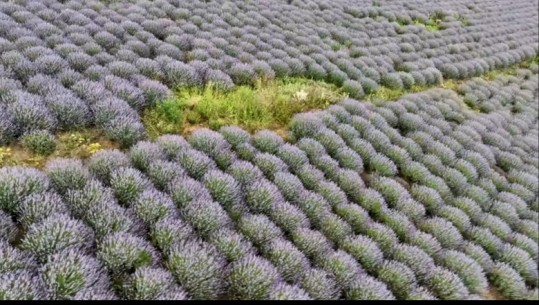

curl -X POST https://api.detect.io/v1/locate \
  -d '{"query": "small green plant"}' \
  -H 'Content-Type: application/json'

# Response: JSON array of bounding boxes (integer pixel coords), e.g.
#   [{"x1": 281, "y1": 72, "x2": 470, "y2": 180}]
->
[
  {"x1": 409, "y1": 12, "x2": 445, "y2": 32},
  {"x1": 63, "y1": 132, "x2": 90, "y2": 151},
  {"x1": 331, "y1": 43, "x2": 341, "y2": 51},
  {"x1": 22, "y1": 130, "x2": 57, "y2": 156},
  {"x1": 456, "y1": 14, "x2": 470, "y2": 26},
  {"x1": 415, "y1": 19, "x2": 440, "y2": 32}
]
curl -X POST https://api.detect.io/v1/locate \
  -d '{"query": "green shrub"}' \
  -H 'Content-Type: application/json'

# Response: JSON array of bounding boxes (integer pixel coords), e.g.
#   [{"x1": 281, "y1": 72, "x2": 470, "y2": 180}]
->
[{"x1": 22, "y1": 130, "x2": 57, "y2": 156}]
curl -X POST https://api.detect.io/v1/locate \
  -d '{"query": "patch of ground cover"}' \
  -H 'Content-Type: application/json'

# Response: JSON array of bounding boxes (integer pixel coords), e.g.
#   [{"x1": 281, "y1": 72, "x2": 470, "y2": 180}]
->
[
  {"x1": 0, "y1": 129, "x2": 117, "y2": 169},
  {"x1": 142, "y1": 77, "x2": 346, "y2": 139}
]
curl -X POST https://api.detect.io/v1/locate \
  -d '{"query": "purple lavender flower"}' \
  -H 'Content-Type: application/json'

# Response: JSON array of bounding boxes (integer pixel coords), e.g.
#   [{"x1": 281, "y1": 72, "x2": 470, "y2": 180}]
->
[
  {"x1": 20, "y1": 213, "x2": 94, "y2": 263},
  {"x1": 129, "y1": 141, "x2": 166, "y2": 172},
  {"x1": 0, "y1": 270, "x2": 47, "y2": 300},
  {"x1": 0, "y1": 210, "x2": 17, "y2": 243},
  {"x1": 97, "y1": 232, "x2": 160, "y2": 275},
  {"x1": 41, "y1": 249, "x2": 111, "y2": 299},
  {"x1": 87, "y1": 149, "x2": 130, "y2": 184},
  {"x1": 45, "y1": 158, "x2": 90, "y2": 194},
  {"x1": 228, "y1": 254, "x2": 281, "y2": 300},
  {"x1": 166, "y1": 239, "x2": 226, "y2": 300},
  {"x1": 0, "y1": 167, "x2": 50, "y2": 213},
  {"x1": 122, "y1": 267, "x2": 176, "y2": 300},
  {"x1": 17, "y1": 192, "x2": 68, "y2": 228},
  {"x1": 269, "y1": 283, "x2": 311, "y2": 300},
  {"x1": 109, "y1": 167, "x2": 152, "y2": 206}
]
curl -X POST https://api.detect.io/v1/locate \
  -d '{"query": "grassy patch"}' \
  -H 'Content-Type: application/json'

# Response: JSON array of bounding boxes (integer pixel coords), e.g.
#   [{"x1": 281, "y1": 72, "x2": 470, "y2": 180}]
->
[
  {"x1": 440, "y1": 79, "x2": 462, "y2": 92},
  {"x1": 421, "y1": 19, "x2": 442, "y2": 32},
  {"x1": 409, "y1": 18, "x2": 442, "y2": 32},
  {"x1": 407, "y1": 11, "x2": 447, "y2": 32},
  {"x1": 142, "y1": 77, "x2": 346, "y2": 138},
  {"x1": 400, "y1": 19, "x2": 440, "y2": 32},
  {"x1": 0, "y1": 129, "x2": 117, "y2": 169}
]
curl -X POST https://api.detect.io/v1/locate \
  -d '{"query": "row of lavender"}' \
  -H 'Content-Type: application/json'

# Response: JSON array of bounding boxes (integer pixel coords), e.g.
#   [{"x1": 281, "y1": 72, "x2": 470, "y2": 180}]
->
[
  {"x1": 1, "y1": 0, "x2": 538, "y2": 146},
  {"x1": 1, "y1": 68, "x2": 538, "y2": 299}
]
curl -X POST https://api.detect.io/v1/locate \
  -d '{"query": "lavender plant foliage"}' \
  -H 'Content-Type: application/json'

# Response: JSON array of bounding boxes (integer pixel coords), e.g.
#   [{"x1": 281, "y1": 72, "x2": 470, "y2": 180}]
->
[
  {"x1": 300, "y1": 268, "x2": 340, "y2": 300},
  {"x1": 0, "y1": 270, "x2": 47, "y2": 300},
  {"x1": 490, "y1": 262, "x2": 529, "y2": 300},
  {"x1": 321, "y1": 250, "x2": 364, "y2": 290},
  {"x1": 345, "y1": 274, "x2": 396, "y2": 300},
  {"x1": 182, "y1": 198, "x2": 233, "y2": 237},
  {"x1": 85, "y1": 199, "x2": 141, "y2": 240},
  {"x1": 439, "y1": 250, "x2": 488, "y2": 295},
  {"x1": 45, "y1": 159, "x2": 90, "y2": 194},
  {"x1": 40, "y1": 249, "x2": 110, "y2": 300},
  {"x1": 149, "y1": 216, "x2": 194, "y2": 253},
  {"x1": 103, "y1": 115, "x2": 146, "y2": 148},
  {"x1": 226, "y1": 152, "x2": 263, "y2": 181},
  {"x1": 97, "y1": 232, "x2": 159, "y2": 276},
  {"x1": 129, "y1": 141, "x2": 166, "y2": 172},
  {"x1": 202, "y1": 170, "x2": 243, "y2": 217},
  {"x1": 20, "y1": 213, "x2": 94, "y2": 263},
  {"x1": 263, "y1": 238, "x2": 310, "y2": 283},
  {"x1": 341, "y1": 235, "x2": 384, "y2": 274},
  {"x1": 228, "y1": 254, "x2": 281, "y2": 300},
  {"x1": 109, "y1": 167, "x2": 151, "y2": 207},
  {"x1": 166, "y1": 239, "x2": 226, "y2": 300},
  {"x1": 209, "y1": 227, "x2": 255, "y2": 263},
  {"x1": 376, "y1": 260, "x2": 417, "y2": 300},
  {"x1": 424, "y1": 266, "x2": 470, "y2": 300},
  {"x1": 238, "y1": 213, "x2": 283, "y2": 247},
  {"x1": 167, "y1": 176, "x2": 212, "y2": 208},
  {"x1": 245, "y1": 178, "x2": 283, "y2": 214},
  {"x1": 270, "y1": 199, "x2": 310, "y2": 233},
  {"x1": 17, "y1": 192, "x2": 68, "y2": 228},
  {"x1": 87, "y1": 149, "x2": 130, "y2": 184},
  {"x1": 0, "y1": 210, "x2": 17, "y2": 243},
  {"x1": 122, "y1": 267, "x2": 176, "y2": 300},
  {"x1": 0, "y1": 241, "x2": 38, "y2": 273}
]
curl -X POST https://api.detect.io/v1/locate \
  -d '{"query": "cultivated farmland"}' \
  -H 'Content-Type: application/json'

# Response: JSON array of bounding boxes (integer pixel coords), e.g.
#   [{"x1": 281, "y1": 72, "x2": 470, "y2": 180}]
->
[{"x1": 0, "y1": 0, "x2": 538, "y2": 300}]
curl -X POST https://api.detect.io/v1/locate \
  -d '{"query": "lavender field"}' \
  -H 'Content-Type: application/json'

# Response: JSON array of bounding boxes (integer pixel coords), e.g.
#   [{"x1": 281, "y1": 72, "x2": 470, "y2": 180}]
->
[{"x1": 1, "y1": 0, "x2": 538, "y2": 300}]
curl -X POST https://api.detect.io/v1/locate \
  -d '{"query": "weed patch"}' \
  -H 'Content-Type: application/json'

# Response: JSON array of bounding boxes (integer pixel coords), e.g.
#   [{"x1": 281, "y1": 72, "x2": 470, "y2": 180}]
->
[
  {"x1": 142, "y1": 78, "x2": 346, "y2": 138},
  {"x1": 0, "y1": 129, "x2": 117, "y2": 169}
]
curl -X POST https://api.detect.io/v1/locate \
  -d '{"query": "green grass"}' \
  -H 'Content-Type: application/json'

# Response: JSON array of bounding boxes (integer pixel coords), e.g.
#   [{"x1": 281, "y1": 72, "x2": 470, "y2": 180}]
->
[
  {"x1": 142, "y1": 77, "x2": 346, "y2": 138},
  {"x1": 398, "y1": 11, "x2": 474, "y2": 32},
  {"x1": 412, "y1": 17, "x2": 443, "y2": 32}
]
